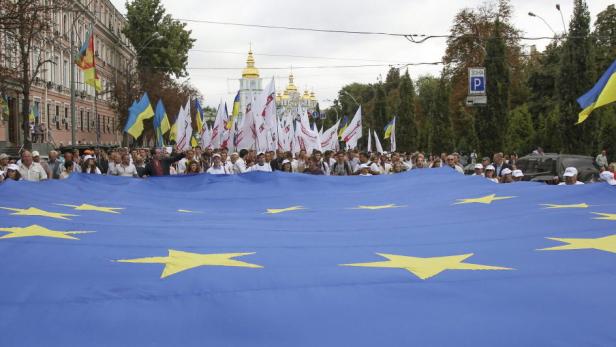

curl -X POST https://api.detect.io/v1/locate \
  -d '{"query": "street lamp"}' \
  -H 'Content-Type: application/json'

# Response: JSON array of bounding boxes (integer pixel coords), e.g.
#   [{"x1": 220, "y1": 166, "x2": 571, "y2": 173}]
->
[
  {"x1": 342, "y1": 91, "x2": 360, "y2": 108},
  {"x1": 528, "y1": 12, "x2": 557, "y2": 37},
  {"x1": 555, "y1": 4, "x2": 567, "y2": 34}
]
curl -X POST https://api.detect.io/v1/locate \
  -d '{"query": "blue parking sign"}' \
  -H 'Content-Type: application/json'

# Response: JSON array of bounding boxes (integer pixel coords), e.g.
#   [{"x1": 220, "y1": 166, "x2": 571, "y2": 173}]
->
[{"x1": 468, "y1": 68, "x2": 486, "y2": 95}]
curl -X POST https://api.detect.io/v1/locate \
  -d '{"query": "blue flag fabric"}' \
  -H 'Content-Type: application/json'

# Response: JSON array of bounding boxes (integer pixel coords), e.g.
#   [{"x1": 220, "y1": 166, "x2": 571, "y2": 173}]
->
[{"x1": 1, "y1": 169, "x2": 615, "y2": 346}]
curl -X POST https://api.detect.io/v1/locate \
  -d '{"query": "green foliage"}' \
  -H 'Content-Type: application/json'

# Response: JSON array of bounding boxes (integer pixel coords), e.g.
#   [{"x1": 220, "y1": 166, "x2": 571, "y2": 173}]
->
[
  {"x1": 557, "y1": 0, "x2": 595, "y2": 154},
  {"x1": 397, "y1": 70, "x2": 417, "y2": 151},
  {"x1": 505, "y1": 105, "x2": 535, "y2": 155},
  {"x1": 477, "y1": 20, "x2": 510, "y2": 156},
  {"x1": 124, "y1": 0, "x2": 195, "y2": 78}
]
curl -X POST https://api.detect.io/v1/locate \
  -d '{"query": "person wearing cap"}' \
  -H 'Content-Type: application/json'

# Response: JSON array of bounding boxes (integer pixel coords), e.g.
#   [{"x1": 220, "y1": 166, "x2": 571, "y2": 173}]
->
[
  {"x1": 560, "y1": 167, "x2": 584, "y2": 185},
  {"x1": 206, "y1": 154, "x2": 229, "y2": 175},
  {"x1": 18, "y1": 150, "x2": 47, "y2": 182},
  {"x1": 484, "y1": 165, "x2": 498, "y2": 183},
  {"x1": 599, "y1": 171, "x2": 616, "y2": 186},
  {"x1": 82, "y1": 155, "x2": 102, "y2": 174},
  {"x1": 512, "y1": 169, "x2": 524, "y2": 182},
  {"x1": 280, "y1": 159, "x2": 293, "y2": 173},
  {"x1": 0, "y1": 153, "x2": 10, "y2": 172},
  {"x1": 355, "y1": 152, "x2": 380, "y2": 175},
  {"x1": 472, "y1": 163, "x2": 484, "y2": 176},
  {"x1": 232, "y1": 149, "x2": 248, "y2": 174},
  {"x1": 358, "y1": 163, "x2": 372, "y2": 176},
  {"x1": 5, "y1": 163, "x2": 21, "y2": 181},
  {"x1": 247, "y1": 152, "x2": 272, "y2": 172},
  {"x1": 500, "y1": 168, "x2": 513, "y2": 183}
]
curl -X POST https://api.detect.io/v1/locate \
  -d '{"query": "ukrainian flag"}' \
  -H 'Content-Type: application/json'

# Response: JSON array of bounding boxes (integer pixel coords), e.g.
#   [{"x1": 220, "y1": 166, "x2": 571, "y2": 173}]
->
[
  {"x1": 123, "y1": 92, "x2": 154, "y2": 139},
  {"x1": 195, "y1": 100, "x2": 205, "y2": 135},
  {"x1": 28, "y1": 104, "x2": 39, "y2": 123},
  {"x1": 577, "y1": 59, "x2": 616, "y2": 124},
  {"x1": 227, "y1": 91, "x2": 240, "y2": 130},
  {"x1": 154, "y1": 100, "x2": 171, "y2": 147},
  {"x1": 338, "y1": 116, "x2": 349, "y2": 139},
  {"x1": 384, "y1": 117, "x2": 395, "y2": 139}
]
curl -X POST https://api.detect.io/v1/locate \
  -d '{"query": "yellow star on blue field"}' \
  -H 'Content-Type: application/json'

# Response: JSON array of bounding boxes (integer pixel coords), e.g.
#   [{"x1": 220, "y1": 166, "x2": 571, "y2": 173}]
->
[
  {"x1": 592, "y1": 213, "x2": 616, "y2": 221},
  {"x1": 116, "y1": 250, "x2": 263, "y2": 278},
  {"x1": 353, "y1": 204, "x2": 405, "y2": 210},
  {"x1": 57, "y1": 204, "x2": 124, "y2": 214},
  {"x1": 0, "y1": 207, "x2": 77, "y2": 220},
  {"x1": 538, "y1": 234, "x2": 616, "y2": 254},
  {"x1": 0, "y1": 225, "x2": 94, "y2": 240},
  {"x1": 541, "y1": 203, "x2": 589, "y2": 209},
  {"x1": 455, "y1": 194, "x2": 515, "y2": 205},
  {"x1": 266, "y1": 206, "x2": 305, "y2": 214},
  {"x1": 341, "y1": 253, "x2": 513, "y2": 280}
]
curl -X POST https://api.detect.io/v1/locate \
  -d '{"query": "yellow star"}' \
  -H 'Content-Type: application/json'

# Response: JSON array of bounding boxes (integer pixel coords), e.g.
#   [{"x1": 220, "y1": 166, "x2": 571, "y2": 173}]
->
[
  {"x1": 353, "y1": 204, "x2": 405, "y2": 210},
  {"x1": 116, "y1": 250, "x2": 263, "y2": 278},
  {"x1": 266, "y1": 206, "x2": 305, "y2": 214},
  {"x1": 0, "y1": 225, "x2": 94, "y2": 240},
  {"x1": 0, "y1": 207, "x2": 78, "y2": 220},
  {"x1": 455, "y1": 194, "x2": 515, "y2": 205},
  {"x1": 538, "y1": 234, "x2": 616, "y2": 254},
  {"x1": 341, "y1": 253, "x2": 512, "y2": 280},
  {"x1": 57, "y1": 204, "x2": 124, "y2": 214},
  {"x1": 541, "y1": 203, "x2": 589, "y2": 209},
  {"x1": 592, "y1": 213, "x2": 616, "y2": 221}
]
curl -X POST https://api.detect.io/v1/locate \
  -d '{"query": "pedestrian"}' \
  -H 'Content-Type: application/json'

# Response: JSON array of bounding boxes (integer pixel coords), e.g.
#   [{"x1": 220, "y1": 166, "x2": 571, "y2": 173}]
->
[
  {"x1": 206, "y1": 154, "x2": 228, "y2": 174},
  {"x1": 484, "y1": 165, "x2": 498, "y2": 183},
  {"x1": 82, "y1": 155, "x2": 102, "y2": 174},
  {"x1": 559, "y1": 167, "x2": 584, "y2": 185},
  {"x1": 596, "y1": 150, "x2": 608, "y2": 169},
  {"x1": 247, "y1": 152, "x2": 272, "y2": 172},
  {"x1": 18, "y1": 150, "x2": 47, "y2": 181}
]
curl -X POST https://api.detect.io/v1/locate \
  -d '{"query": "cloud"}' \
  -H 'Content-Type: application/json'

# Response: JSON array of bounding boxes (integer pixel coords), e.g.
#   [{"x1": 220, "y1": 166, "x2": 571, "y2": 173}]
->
[{"x1": 109, "y1": 0, "x2": 612, "y2": 109}]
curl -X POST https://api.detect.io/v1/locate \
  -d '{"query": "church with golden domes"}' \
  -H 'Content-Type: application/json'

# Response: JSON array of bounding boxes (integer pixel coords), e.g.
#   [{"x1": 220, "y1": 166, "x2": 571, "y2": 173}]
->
[{"x1": 238, "y1": 48, "x2": 318, "y2": 119}]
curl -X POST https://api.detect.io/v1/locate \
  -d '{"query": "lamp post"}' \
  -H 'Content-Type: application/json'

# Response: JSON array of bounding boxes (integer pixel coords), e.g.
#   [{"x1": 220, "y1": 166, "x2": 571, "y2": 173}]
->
[
  {"x1": 555, "y1": 4, "x2": 567, "y2": 34},
  {"x1": 528, "y1": 12, "x2": 557, "y2": 37}
]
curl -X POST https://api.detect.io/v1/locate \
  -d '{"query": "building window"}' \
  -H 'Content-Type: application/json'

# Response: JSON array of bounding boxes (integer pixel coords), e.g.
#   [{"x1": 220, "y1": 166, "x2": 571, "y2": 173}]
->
[
  {"x1": 47, "y1": 103, "x2": 51, "y2": 125},
  {"x1": 86, "y1": 112, "x2": 90, "y2": 131},
  {"x1": 55, "y1": 105, "x2": 60, "y2": 130},
  {"x1": 80, "y1": 109, "x2": 84, "y2": 131},
  {"x1": 63, "y1": 60, "x2": 68, "y2": 88},
  {"x1": 64, "y1": 107, "x2": 69, "y2": 130}
]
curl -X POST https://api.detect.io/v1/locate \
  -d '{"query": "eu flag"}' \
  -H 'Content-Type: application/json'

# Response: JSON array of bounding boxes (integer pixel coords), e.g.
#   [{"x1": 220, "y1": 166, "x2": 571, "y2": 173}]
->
[{"x1": 1, "y1": 169, "x2": 615, "y2": 346}]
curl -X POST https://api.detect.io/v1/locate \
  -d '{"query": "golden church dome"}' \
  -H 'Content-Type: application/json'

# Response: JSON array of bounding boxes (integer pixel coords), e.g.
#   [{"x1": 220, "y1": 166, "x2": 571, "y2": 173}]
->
[{"x1": 242, "y1": 49, "x2": 260, "y2": 79}]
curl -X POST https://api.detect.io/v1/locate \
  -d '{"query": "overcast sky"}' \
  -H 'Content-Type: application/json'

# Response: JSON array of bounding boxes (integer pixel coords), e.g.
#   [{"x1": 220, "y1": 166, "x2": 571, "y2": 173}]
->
[{"x1": 109, "y1": 0, "x2": 613, "y2": 108}]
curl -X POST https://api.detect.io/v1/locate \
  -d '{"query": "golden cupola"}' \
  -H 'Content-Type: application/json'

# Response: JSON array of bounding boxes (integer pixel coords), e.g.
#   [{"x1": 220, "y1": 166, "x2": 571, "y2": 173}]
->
[
  {"x1": 242, "y1": 49, "x2": 260, "y2": 79},
  {"x1": 285, "y1": 73, "x2": 298, "y2": 93},
  {"x1": 309, "y1": 91, "x2": 317, "y2": 102},
  {"x1": 302, "y1": 90, "x2": 311, "y2": 100}
]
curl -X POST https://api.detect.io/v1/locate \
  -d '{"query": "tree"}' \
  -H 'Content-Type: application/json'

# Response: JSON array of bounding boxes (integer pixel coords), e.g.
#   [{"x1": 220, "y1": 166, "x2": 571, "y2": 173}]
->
[
  {"x1": 557, "y1": 0, "x2": 596, "y2": 154},
  {"x1": 1, "y1": 0, "x2": 70, "y2": 149},
  {"x1": 477, "y1": 19, "x2": 510, "y2": 156},
  {"x1": 593, "y1": 4, "x2": 616, "y2": 74},
  {"x1": 505, "y1": 105, "x2": 534, "y2": 155},
  {"x1": 416, "y1": 76, "x2": 453, "y2": 154},
  {"x1": 371, "y1": 84, "x2": 388, "y2": 140},
  {"x1": 397, "y1": 70, "x2": 417, "y2": 151},
  {"x1": 123, "y1": 0, "x2": 195, "y2": 78}
]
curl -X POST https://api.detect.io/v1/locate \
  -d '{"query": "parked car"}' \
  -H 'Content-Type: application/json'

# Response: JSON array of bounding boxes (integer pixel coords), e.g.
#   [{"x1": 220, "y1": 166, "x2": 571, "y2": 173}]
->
[{"x1": 515, "y1": 153, "x2": 599, "y2": 183}]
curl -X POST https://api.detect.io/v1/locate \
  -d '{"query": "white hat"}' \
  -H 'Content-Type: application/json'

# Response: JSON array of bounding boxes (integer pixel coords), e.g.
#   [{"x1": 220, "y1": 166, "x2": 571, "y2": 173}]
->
[
  {"x1": 485, "y1": 164, "x2": 495, "y2": 171},
  {"x1": 7, "y1": 163, "x2": 19, "y2": 171},
  {"x1": 501, "y1": 168, "x2": 512, "y2": 176},
  {"x1": 359, "y1": 163, "x2": 370, "y2": 170},
  {"x1": 512, "y1": 169, "x2": 524, "y2": 178},
  {"x1": 282, "y1": 159, "x2": 291, "y2": 165},
  {"x1": 0, "y1": 153, "x2": 8, "y2": 160},
  {"x1": 474, "y1": 163, "x2": 484, "y2": 170},
  {"x1": 599, "y1": 171, "x2": 616, "y2": 186},
  {"x1": 83, "y1": 155, "x2": 94, "y2": 161},
  {"x1": 31, "y1": 151, "x2": 40, "y2": 157},
  {"x1": 257, "y1": 152, "x2": 265, "y2": 156},
  {"x1": 563, "y1": 167, "x2": 578, "y2": 177},
  {"x1": 212, "y1": 153, "x2": 221, "y2": 158},
  {"x1": 0, "y1": 170, "x2": 4, "y2": 176}
]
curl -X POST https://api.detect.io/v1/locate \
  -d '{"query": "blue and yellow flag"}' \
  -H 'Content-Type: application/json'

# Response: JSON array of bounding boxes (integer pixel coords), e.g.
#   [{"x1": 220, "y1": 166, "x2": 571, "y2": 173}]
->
[
  {"x1": 154, "y1": 100, "x2": 170, "y2": 147},
  {"x1": 194, "y1": 99, "x2": 205, "y2": 135},
  {"x1": 123, "y1": 92, "x2": 154, "y2": 139},
  {"x1": 28, "y1": 103, "x2": 39, "y2": 123},
  {"x1": 577, "y1": 59, "x2": 616, "y2": 124},
  {"x1": 384, "y1": 117, "x2": 395, "y2": 139},
  {"x1": 227, "y1": 91, "x2": 240, "y2": 130},
  {"x1": 1, "y1": 169, "x2": 616, "y2": 345},
  {"x1": 338, "y1": 115, "x2": 349, "y2": 139}
]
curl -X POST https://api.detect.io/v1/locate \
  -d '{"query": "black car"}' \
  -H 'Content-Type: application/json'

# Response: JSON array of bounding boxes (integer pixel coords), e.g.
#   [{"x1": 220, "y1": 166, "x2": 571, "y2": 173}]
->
[{"x1": 515, "y1": 153, "x2": 599, "y2": 183}]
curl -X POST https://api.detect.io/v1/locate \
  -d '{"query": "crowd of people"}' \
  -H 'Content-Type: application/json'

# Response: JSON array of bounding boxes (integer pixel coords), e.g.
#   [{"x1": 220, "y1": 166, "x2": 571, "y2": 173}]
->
[{"x1": 1, "y1": 146, "x2": 615, "y2": 186}]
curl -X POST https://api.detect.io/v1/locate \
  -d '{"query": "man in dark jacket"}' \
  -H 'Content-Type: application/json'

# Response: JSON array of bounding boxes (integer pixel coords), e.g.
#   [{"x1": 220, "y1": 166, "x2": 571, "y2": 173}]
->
[{"x1": 144, "y1": 148, "x2": 185, "y2": 176}]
